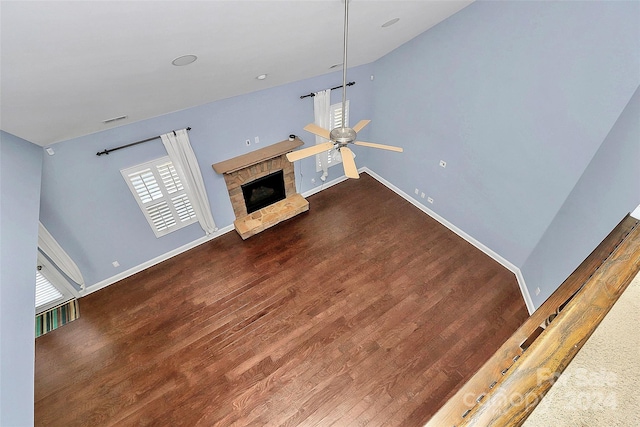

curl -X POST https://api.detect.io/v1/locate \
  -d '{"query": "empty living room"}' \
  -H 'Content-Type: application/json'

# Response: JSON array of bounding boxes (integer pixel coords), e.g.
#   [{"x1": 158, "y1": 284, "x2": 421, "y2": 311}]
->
[{"x1": 1, "y1": 1, "x2": 638, "y2": 426}]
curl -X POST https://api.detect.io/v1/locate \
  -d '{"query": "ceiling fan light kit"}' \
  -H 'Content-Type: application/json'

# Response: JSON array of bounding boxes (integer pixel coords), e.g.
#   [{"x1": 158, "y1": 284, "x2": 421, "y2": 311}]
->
[{"x1": 286, "y1": 0, "x2": 403, "y2": 180}]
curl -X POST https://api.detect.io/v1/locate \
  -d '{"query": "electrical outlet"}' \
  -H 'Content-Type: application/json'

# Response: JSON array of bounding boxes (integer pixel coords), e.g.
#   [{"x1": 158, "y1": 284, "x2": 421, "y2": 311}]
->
[
  {"x1": 311, "y1": 178, "x2": 316, "y2": 184},
  {"x1": 245, "y1": 139, "x2": 251, "y2": 146},
  {"x1": 254, "y1": 136, "x2": 260, "y2": 144},
  {"x1": 421, "y1": 192, "x2": 425, "y2": 199},
  {"x1": 439, "y1": 160, "x2": 447, "y2": 168},
  {"x1": 535, "y1": 287, "x2": 541, "y2": 296},
  {"x1": 112, "y1": 261, "x2": 120, "y2": 268},
  {"x1": 427, "y1": 197, "x2": 434, "y2": 204},
  {"x1": 414, "y1": 188, "x2": 419, "y2": 195}
]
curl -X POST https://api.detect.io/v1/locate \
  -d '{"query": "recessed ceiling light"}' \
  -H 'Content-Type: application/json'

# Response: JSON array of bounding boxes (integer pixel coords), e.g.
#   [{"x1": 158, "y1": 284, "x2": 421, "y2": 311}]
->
[
  {"x1": 172, "y1": 54, "x2": 198, "y2": 66},
  {"x1": 256, "y1": 74, "x2": 267, "y2": 80},
  {"x1": 382, "y1": 18, "x2": 400, "y2": 28},
  {"x1": 329, "y1": 63, "x2": 343, "y2": 69}
]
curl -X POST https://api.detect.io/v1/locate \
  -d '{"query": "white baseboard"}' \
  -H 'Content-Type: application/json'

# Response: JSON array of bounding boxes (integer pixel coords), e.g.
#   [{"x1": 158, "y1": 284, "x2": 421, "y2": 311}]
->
[
  {"x1": 81, "y1": 225, "x2": 235, "y2": 296},
  {"x1": 514, "y1": 269, "x2": 535, "y2": 314},
  {"x1": 301, "y1": 175, "x2": 349, "y2": 198},
  {"x1": 361, "y1": 167, "x2": 535, "y2": 314},
  {"x1": 80, "y1": 177, "x2": 347, "y2": 298},
  {"x1": 82, "y1": 170, "x2": 536, "y2": 314}
]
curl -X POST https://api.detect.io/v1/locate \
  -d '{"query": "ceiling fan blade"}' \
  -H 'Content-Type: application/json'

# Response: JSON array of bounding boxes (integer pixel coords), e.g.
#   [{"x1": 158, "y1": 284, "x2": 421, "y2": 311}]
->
[
  {"x1": 352, "y1": 119, "x2": 371, "y2": 133},
  {"x1": 303, "y1": 123, "x2": 331, "y2": 140},
  {"x1": 340, "y1": 147, "x2": 359, "y2": 179},
  {"x1": 286, "y1": 142, "x2": 334, "y2": 162},
  {"x1": 354, "y1": 140, "x2": 404, "y2": 153}
]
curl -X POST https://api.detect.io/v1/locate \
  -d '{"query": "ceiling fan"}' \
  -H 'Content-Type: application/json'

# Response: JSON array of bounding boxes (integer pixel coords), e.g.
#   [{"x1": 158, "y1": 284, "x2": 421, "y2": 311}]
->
[{"x1": 286, "y1": 0, "x2": 403, "y2": 179}]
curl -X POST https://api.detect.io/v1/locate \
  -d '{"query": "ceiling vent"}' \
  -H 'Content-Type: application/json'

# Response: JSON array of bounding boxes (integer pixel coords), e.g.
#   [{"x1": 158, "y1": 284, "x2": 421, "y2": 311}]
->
[{"x1": 102, "y1": 115, "x2": 128, "y2": 124}]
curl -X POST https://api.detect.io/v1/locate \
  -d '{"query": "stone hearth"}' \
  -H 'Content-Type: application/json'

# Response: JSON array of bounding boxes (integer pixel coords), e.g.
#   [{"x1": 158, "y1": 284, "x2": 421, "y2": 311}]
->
[
  {"x1": 234, "y1": 193, "x2": 308, "y2": 239},
  {"x1": 212, "y1": 138, "x2": 309, "y2": 239}
]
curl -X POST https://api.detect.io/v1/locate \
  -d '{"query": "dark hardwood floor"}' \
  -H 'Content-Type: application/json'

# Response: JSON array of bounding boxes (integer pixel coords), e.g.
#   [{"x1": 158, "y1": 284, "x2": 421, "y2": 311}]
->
[{"x1": 35, "y1": 173, "x2": 529, "y2": 426}]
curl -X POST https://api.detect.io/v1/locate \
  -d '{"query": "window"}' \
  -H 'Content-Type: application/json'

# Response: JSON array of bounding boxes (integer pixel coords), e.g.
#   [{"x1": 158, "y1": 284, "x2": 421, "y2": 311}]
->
[
  {"x1": 316, "y1": 100, "x2": 349, "y2": 172},
  {"x1": 121, "y1": 157, "x2": 198, "y2": 237},
  {"x1": 36, "y1": 253, "x2": 75, "y2": 314},
  {"x1": 36, "y1": 269, "x2": 62, "y2": 307}
]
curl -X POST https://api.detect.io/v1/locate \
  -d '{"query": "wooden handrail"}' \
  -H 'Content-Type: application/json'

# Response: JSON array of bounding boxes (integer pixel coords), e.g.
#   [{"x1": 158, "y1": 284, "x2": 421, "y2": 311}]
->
[{"x1": 425, "y1": 215, "x2": 640, "y2": 427}]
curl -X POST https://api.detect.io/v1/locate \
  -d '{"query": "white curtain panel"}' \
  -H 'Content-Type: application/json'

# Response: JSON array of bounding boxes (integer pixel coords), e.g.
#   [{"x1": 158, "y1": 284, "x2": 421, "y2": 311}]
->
[
  {"x1": 314, "y1": 89, "x2": 331, "y2": 180},
  {"x1": 161, "y1": 129, "x2": 217, "y2": 235},
  {"x1": 38, "y1": 222, "x2": 85, "y2": 289}
]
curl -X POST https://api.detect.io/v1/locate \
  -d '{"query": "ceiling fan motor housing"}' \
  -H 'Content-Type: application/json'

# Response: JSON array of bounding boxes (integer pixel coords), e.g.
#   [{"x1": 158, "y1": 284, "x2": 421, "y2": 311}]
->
[{"x1": 330, "y1": 127, "x2": 356, "y2": 145}]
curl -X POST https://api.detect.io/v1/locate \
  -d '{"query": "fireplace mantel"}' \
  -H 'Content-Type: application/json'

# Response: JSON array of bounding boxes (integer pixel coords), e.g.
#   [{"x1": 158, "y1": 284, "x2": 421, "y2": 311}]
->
[
  {"x1": 212, "y1": 137, "x2": 309, "y2": 239},
  {"x1": 212, "y1": 138, "x2": 303, "y2": 174}
]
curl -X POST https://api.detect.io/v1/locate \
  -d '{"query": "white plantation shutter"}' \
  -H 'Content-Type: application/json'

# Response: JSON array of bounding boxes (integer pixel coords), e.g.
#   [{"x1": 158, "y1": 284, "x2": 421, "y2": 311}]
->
[
  {"x1": 172, "y1": 194, "x2": 196, "y2": 221},
  {"x1": 35, "y1": 253, "x2": 76, "y2": 314},
  {"x1": 130, "y1": 168, "x2": 163, "y2": 203},
  {"x1": 146, "y1": 200, "x2": 177, "y2": 232},
  {"x1": 317, "y1": 100, "x2": 349, "y2": 172},
  {"x1": 122, "y1": 157, "x2": 197, "y2": 237},
  {"x1": 158, "y1": 162, "x2": 184, "y2": 193},
  {"x1": 331, "y1": 101, "x2": 349, "y2": 129},
  {"x1": 35, "y1": 269, "x2": 63, "y2": 308}
]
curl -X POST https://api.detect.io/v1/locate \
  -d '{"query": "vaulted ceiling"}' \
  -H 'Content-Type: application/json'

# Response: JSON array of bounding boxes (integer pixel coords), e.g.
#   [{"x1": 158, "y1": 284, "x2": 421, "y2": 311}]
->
[{"x1": 1, "y1": 1, "x2": 472, "y2": 146}]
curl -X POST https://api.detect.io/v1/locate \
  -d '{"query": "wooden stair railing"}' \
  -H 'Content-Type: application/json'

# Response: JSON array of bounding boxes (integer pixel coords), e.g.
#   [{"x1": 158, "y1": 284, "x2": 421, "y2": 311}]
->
[{"x1": 425, "y1": 214, "x2": 640, "y2": 427}]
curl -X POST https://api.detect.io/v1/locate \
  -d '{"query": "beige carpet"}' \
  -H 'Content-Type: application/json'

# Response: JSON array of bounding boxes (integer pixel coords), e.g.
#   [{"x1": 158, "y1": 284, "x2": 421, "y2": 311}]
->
[{"x1": 523, "y1": 271, "x2": 640, "y2": 427}]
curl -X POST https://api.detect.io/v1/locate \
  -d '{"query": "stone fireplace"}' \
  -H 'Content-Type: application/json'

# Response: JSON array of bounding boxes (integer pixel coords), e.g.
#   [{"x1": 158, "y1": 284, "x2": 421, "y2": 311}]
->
[
  {"x1": 242, "y1": 170, "x2": 286, "y2": 214},
  {"x1": 213, "y1": 138, "x2": 309, "y2": 239}
]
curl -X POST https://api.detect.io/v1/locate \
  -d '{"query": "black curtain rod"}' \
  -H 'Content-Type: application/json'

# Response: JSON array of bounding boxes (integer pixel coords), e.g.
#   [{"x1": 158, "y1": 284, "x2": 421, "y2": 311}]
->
[
  {"x1": 300, "y1": 81, "x2": 355, "y2": 99},
  {"x1": 96, "y1": 127, "x2": 192, "y2": 156}
]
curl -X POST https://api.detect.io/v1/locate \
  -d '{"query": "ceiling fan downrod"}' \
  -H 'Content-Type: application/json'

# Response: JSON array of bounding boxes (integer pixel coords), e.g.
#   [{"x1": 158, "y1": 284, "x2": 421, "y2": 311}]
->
[
  {"x1": 330, "y1": 0, "x2": 356, "y2": 146},
  {"x1": 341, "y1": 0, "x2": 349, "y2": 131},
  {"x1": 287, "y1": 0, "x2": 402, "y2": 180}
]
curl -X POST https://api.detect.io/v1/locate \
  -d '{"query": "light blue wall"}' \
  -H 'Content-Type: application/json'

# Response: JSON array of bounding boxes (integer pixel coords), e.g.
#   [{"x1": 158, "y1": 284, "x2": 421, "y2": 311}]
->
[
  {"x1": 40, "y1": 65, "x2": 373, "y2": 287},
  {"x1": 368, "y1": 1, "x2": 639, "y2": 269},
  {"x1": 3, "y1": 3, "x2": 639, "y2": 420},
  {"x1": 32, "y1": 1, "x2": 640, "y2": 305},
  {"x1": 0, "y1": 130, "x2": 43, "y2": 426},
  {"x1": 523, "y1": 86, "x2": 640, "y2": 307}
]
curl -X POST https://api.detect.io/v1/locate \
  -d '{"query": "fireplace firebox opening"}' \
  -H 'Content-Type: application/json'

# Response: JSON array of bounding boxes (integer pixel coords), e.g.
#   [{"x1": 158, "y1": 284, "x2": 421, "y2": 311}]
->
[{"x1": 241, "y1": 170, "x2": 286, "y2": 214}]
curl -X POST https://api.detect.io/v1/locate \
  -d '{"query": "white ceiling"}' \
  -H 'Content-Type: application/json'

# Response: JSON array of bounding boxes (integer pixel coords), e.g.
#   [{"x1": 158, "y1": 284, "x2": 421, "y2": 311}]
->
[{"x1": 0, "y1": 1, "x2": 472, "y2": 146}]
